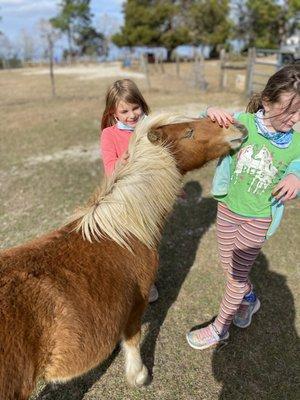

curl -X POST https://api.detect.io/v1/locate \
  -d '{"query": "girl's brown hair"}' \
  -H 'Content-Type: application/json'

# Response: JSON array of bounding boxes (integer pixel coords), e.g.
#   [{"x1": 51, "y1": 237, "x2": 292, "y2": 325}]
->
[
  {"x1": 101, "y1": 79, "x2": 150, "y2": 130},
  {"x1": 246, "y1": 64, "x2": 300, "y2": 113}
]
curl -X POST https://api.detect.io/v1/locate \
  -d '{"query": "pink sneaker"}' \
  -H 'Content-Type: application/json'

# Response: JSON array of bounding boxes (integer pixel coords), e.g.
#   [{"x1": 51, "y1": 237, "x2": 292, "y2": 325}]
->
[{"x1": 186, "y1": 323, "x2": 229, "y2": 350}]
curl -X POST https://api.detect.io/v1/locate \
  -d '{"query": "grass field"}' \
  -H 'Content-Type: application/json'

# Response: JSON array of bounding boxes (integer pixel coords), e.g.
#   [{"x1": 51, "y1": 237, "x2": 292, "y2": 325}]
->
[{"x1": 0, "y1": 61, "x2": 299, "y2": 400}]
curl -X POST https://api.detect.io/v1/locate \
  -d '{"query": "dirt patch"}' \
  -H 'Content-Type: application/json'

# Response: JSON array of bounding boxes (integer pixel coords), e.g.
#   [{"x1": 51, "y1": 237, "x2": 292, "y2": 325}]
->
[{"x1": 22, "y1": 62, "x2": 145, "y2": 80}]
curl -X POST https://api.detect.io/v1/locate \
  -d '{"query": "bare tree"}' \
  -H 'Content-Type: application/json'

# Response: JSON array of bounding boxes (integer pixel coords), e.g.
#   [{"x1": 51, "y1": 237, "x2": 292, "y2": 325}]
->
[
  {"x1": 97, "y1": 13, "x2": 121, "y2": 58},
  {"x1": 19, "y1": 29, "x2": 35, "y2": 62},
  {"x1": 0, "y1": 33, "x2": 13, "y2": 57},
  {"x1": 38, "y1": 19, "x2": 61, "y2": 97}
]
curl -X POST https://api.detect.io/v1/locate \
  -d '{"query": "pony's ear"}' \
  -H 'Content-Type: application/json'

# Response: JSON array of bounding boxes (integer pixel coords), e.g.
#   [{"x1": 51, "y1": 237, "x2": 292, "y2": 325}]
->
[{"x1": 147, "y1": 128, "x2": 164, "y2": 144}]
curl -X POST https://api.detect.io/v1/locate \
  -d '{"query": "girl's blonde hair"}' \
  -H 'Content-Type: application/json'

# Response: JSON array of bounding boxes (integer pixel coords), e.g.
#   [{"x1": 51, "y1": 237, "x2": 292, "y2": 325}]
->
[
  {"x1": 246, "y1": 64, "x2": 300, "y2": 113},
  {"x1": 101, "y1": 79, "x2": 150, "y2": 130}
]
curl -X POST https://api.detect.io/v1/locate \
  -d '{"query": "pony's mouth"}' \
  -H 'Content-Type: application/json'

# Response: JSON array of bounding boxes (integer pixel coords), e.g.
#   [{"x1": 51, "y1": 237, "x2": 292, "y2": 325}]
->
[
  {"x1": 228, "y1": 136, "x2": 246, "y2": 149},
  {"x1": 230, "y1": 137, "x2": 244, "y2": 143}
]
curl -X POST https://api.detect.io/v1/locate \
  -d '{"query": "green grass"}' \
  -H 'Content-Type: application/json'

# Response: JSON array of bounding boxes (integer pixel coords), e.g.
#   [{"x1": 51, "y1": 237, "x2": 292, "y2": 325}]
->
[{"x1": 0, "y1": 63, "x2": 299, "y2": 400}]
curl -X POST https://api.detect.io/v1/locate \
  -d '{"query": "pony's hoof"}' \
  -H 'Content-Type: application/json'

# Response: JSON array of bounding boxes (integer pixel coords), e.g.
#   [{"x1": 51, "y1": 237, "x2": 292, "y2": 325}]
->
[
  {"x1": 127, "y1": 365, "x2": 149, "y2": 387},
  {"x1": 134, "y1": 365, "x2": 149, "y2": 387}
]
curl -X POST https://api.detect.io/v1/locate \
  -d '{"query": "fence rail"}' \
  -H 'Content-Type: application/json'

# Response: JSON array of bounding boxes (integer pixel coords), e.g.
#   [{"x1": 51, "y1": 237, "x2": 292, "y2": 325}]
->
[{"x1": 246, "y1": 48, "x2": 283, "y2": 95}]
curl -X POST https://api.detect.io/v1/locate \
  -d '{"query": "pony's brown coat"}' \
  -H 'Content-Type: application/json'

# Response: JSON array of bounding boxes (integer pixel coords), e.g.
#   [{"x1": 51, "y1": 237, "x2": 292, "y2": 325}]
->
[{"x1": 0, "y1": 114, "x2": 247, "y2": 399}]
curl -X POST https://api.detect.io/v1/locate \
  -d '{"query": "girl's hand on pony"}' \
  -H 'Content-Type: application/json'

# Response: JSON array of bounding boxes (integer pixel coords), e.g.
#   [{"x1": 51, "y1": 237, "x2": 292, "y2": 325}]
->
[
  {"x1": 206, "y1": 107, "x2": 234, "y2": 128},
  {"x1": 120, "y1": 151, "x2": 130, "y2": 164},
  {"x1": 272, "y1": 174, "x2": 300, "y2": 202},
  {"x1": 115, "y1": 151, "x2": 130, "y2": 170}
]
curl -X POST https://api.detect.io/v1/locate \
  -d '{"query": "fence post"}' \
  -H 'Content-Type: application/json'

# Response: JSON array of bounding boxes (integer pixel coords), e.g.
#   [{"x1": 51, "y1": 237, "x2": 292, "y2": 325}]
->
[
  {"x1": 159, "y1": 51, "x2": 165, "y2": 73},
  {"x1": 194, "y1": 54, "x2": 207, "y2": 91},
  {"x1": 276, "y1": 52, "x2": 283, "y2": 70},
  {"x1": 199, "y1": 54, "x2": 208, "y2": 91},
  {"x1": 140, "y1": 54, "x2": 151, "y2": 90},
  {"x1": 219, "y1": 49, "x2": 226, "y2": 91},
  {"x1": 245, "y1": 47, "x2": 255, "y2": 96},
  {"x1": 175, "y1": 52, "x2": 180, "y2": 77}
]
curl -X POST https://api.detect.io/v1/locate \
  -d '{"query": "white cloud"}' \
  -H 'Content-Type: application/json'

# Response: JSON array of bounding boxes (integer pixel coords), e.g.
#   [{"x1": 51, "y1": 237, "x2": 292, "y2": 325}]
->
[
  {"x1": 0, "y1": 0, "x2": 57, "y2": 14},
  {"x1": 0, "y1": 0, "x2": 124, "y2": 42}
]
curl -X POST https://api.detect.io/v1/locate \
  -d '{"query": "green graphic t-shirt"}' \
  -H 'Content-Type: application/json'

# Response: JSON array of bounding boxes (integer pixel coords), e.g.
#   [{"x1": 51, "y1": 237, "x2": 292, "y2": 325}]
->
[{"x1": 221, "y1": 113, "x2": 300, "y2": 217}]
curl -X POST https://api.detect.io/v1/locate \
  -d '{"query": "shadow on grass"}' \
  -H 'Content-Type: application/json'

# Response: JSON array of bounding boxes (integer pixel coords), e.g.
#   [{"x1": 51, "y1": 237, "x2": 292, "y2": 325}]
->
[
  {"x1": 35, "y1": 180, "x2": 217, "y2": 398},
  {"x1": 141, "y1": 181, "x2": 218, "y2": 370},
  {"x1": 212, "y1": 252, "x2": 300, "y2": 400}
]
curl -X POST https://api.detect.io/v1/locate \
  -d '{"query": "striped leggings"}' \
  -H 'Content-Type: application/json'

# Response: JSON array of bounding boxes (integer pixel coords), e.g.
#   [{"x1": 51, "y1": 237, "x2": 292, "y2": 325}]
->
[{"x1": 214, "y1": 203, "x2": 271, "y2": 336}]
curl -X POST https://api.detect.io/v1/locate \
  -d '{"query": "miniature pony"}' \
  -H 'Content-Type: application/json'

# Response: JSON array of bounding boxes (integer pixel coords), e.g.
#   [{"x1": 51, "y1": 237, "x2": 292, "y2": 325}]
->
[{"x1": 0, "y1": 113, "x2": 247, "y2": 399}]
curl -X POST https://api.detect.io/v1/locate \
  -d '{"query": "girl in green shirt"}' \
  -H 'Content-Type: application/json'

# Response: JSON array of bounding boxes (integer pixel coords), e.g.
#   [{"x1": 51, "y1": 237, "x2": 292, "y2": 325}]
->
[{"x1": 187, "y1": 64, "x2": 300, "y2": 350}]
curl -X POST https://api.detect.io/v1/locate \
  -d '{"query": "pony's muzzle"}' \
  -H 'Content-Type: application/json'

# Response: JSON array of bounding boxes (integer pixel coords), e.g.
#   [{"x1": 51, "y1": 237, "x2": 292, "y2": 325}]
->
[{"x1": 227, "y1": 122, "x2": 248, "y2": 149}]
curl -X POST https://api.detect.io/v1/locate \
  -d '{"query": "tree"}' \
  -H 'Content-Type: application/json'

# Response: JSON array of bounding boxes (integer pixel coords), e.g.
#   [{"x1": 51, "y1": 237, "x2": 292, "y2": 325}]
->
[
  {"x1": 97, "y1": 13, "x2": 122, "y2": 58},
  {"x1": 187, "y1": 0, "x2": 232, "y2": 57},
  {"x1": 38, "y1": 19, "x2": 61, "y2": 96},
  {"x1": 74, "y1": 26, "x2": 104, "y2": 56},
  {"x1": 0, "y1": 33, "x2": 15, "y2": 68},
  {"x1": 19, "y1": 29, "x2": 35, "y2": 62},
  {"x1": 232, "y1": 0, "x2": 300, "y2": 49},
  {"x1": 51, "y1": 0, "x2": 103, "y2": 59},
  {"x1": 112, "y1": 0, "x2": 190, "y2": 60}
]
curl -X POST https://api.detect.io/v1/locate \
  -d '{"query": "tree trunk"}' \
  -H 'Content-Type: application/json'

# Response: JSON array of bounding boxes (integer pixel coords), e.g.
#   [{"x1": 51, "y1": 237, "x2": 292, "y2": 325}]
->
[
  {"x1": 166, "y1": 48, "x2": 173, "y2": 62},
  {"x1": 48, "y1": 37, "x2": 56, "y2": 97}
]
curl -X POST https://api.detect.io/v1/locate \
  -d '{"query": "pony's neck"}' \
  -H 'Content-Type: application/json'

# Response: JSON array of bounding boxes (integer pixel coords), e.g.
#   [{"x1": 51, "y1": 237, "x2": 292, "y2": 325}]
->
[{"x1": 75, "y1": 136, "x2": 182, "y2": 249}]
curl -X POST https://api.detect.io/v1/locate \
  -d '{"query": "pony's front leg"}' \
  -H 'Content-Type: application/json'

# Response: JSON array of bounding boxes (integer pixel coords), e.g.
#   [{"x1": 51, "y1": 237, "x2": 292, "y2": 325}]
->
[{"x1": 122, "y1": 305, "x2": 149, "y2": 387}]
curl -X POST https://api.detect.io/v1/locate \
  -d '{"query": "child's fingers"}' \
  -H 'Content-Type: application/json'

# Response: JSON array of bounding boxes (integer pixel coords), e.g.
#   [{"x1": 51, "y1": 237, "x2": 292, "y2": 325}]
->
[
  {"x1": 227, "y1": 114, "x2": 235, "y2": 124},
  {"x1": 216, "y1": 115, "x2": 225, "y2": 126},
  {"x1": 282, "y1": 188, "x2": 298, "y2": 202},
  {"x1": 272, "y1": 186, "x2": 286, "y2": 200},
  {"x1": 291, "y1": 188, "x2": 298, "y2": 199},
  {"x1": 219, "y1": 112, "x2": 234, "y2": 127},
  {"x1": 208, "y1": 111, "x2": 233, "y2": 127},
  {"x1": 208, "y1": 114, "x2": 216, "y2": 122},
  {"x1": 272, "y1": 181, "x2": 284, "y2": 196}
]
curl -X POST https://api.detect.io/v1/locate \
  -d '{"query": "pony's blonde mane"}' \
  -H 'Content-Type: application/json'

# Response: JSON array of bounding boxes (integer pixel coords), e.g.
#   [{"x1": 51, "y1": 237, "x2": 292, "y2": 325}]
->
[{"x1": 72, "y1": 113, "x2": 193, "y2": 249}]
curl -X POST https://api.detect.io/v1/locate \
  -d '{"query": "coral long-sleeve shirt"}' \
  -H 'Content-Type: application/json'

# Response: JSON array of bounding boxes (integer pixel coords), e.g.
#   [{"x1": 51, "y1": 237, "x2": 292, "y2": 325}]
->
[{"x1": 100, "y1": 125, "x2": 133, "y2": 175}]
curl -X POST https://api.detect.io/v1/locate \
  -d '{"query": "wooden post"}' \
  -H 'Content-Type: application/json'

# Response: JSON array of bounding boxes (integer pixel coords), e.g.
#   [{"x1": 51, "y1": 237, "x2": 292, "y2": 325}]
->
[
  {"x1": 159, "y1": 51, "x2": 165, "y2": 73},
  {"x1": 193, "y1": 53, "x2": 207, "y2": 91},
  {"x1": 140, "y1": 54, "x2": 151, "y2": 90},
  {"x1": 198, "y1": 54, "x2": 207, "y2": 91},
  {"x1": 276, "y1": 51, "x2": 283, "y2": 70},
  {"x1": 175, "y1": 52, "x2": 180, "y2": 77},
  {"x1": 245, "y1": 47, "x2": 256, "y2": 96},
  {"x1": 219, "y1": 49, "x2": 226, "y2": 91},
  {"x1": 194, "y1": 54, "x2": 199, "y2": 87},
  {"x1": 48, "y1": 35, "x2": 56, "y2": 97}
]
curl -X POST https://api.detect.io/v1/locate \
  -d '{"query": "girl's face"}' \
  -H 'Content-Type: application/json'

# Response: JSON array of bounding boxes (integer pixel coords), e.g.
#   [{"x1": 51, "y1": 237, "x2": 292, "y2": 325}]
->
[
  {"x1": 114, "y1": 100, "x2": 143, "y2": 127},
  {"x1": 263, "y1": 92, "x2": 300, "y2": 132}
]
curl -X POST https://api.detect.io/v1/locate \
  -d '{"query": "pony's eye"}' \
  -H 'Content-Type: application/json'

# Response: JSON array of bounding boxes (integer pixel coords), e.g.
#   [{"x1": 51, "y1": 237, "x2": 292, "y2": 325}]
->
[{"x1": 183, "y1": 128, "x2": 194, "y2": 139}]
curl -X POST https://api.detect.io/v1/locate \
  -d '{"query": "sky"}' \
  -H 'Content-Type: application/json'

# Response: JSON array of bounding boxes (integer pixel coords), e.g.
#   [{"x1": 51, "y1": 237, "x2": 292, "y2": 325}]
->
[{"x1": 0, "y1": 0, "x2": 124, "y2": 40}]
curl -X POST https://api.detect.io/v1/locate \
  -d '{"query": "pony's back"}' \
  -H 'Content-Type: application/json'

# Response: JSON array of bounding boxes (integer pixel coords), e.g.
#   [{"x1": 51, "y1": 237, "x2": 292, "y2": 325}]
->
[{"x1": 0, "y1": 225, "x2": 157, "y2": 397}]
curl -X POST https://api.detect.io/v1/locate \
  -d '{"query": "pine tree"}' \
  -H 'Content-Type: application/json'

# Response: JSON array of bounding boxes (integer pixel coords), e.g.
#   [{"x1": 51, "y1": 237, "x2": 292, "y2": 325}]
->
[{"x1": 112, "y1": 0, "x2": 190, "y2": 60}]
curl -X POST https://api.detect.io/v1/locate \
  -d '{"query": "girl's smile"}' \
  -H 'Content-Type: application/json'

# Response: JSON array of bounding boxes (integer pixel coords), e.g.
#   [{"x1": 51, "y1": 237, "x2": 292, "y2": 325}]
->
[{"x1": 114, "y1": 100, "x2": 143, "y2": 127}]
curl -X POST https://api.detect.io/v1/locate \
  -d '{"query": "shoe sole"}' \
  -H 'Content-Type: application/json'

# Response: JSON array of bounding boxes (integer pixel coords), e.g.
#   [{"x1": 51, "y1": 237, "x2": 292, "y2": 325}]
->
[
  {"x1": 186, "y1": 332, "x2": 229, "y2": 350},
  {"x1": 233, "y1": 299, "x2": 261, "y2": 328},
  {"x1": 148, "y1": 293, "x2": 159, "y2": 303}
]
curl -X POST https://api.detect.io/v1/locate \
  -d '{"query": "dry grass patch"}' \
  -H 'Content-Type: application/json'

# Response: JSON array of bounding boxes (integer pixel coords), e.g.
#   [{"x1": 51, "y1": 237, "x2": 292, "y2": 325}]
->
[{"x1": 0, "y1": 62, "x2": 299, "y2": 400}]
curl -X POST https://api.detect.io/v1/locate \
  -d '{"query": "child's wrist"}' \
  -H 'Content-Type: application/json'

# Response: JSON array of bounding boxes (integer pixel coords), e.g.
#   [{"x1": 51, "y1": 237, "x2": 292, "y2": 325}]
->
[
  {"x1": 200, "y1": 106, "x2": 212, "y2": 118},
  {"x1": 205, "y1": 106, "x2": 212, "y2": 116}
]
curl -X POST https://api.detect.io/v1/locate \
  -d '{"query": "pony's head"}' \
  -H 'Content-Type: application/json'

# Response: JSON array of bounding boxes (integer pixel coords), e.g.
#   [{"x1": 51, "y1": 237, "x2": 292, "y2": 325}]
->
[{"x1": 146, "y1": 117, "x2": 248, "y2": 172}]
